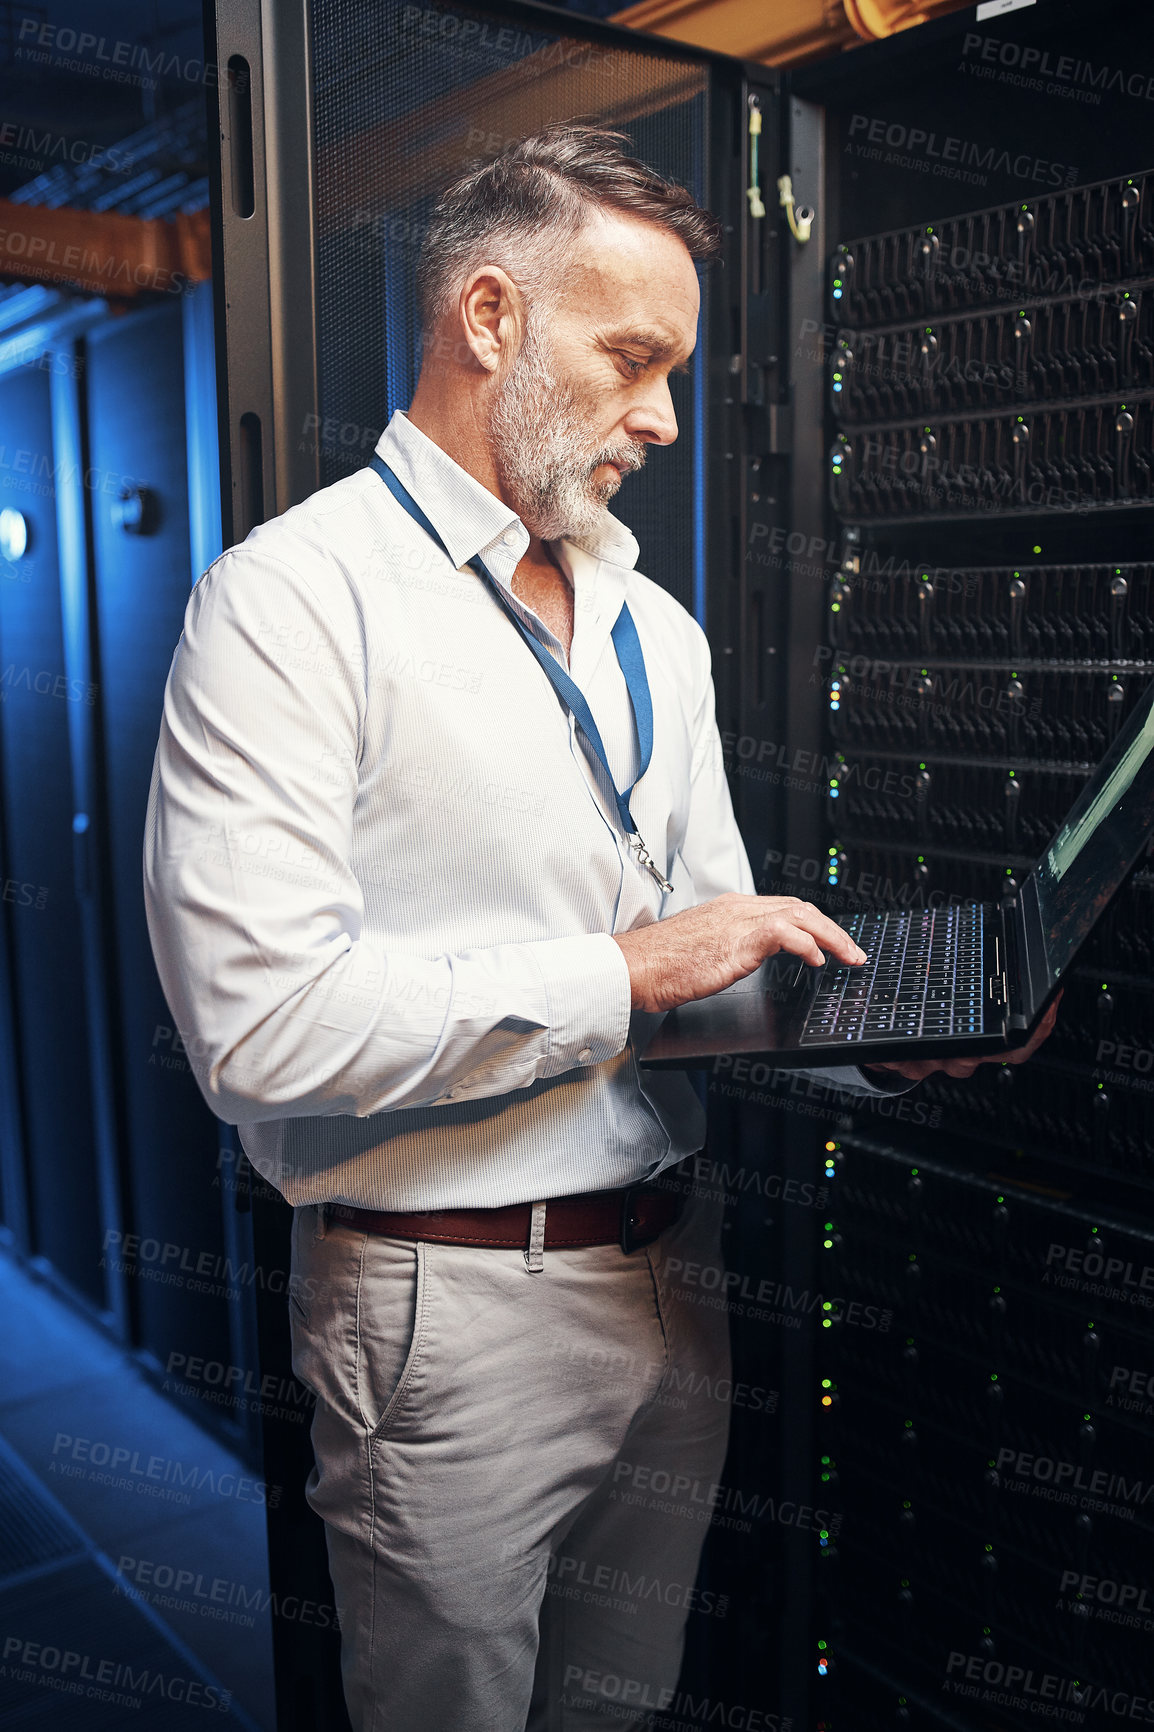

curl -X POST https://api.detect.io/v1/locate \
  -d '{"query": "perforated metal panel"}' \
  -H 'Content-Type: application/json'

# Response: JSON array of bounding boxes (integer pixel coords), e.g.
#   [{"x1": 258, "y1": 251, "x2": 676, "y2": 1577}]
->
[{"x1": 309, "y1": 0, "x2": 710, "y2": 613}]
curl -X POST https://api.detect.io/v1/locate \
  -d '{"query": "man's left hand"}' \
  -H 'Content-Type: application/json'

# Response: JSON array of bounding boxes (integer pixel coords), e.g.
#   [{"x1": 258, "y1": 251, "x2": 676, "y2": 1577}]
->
[{"x1": 861, "y1": 992, "x2": 1062, "y2": 1084}]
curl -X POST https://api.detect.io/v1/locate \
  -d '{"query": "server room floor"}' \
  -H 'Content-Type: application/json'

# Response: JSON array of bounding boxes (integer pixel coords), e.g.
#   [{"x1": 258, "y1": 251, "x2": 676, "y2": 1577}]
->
[{"x1": 0, "y1": 1248, "x2": 275, "y2": 1729}]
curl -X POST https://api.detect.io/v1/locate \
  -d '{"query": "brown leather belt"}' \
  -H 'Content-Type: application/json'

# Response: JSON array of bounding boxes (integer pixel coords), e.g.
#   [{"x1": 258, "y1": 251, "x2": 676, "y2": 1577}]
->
[{"x1": 328, "y1": 1167, "x2": 689, "y2": 1255}]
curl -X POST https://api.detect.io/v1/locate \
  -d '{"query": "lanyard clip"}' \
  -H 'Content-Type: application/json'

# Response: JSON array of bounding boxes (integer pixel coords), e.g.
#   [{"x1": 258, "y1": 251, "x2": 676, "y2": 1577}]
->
[{"x1": 628, "y1": 832, "x2": 674, "y2": 895}]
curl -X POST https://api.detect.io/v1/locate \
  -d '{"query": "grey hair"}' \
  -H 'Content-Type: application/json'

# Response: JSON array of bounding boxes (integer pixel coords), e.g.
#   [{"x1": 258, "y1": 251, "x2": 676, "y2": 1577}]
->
[{"x1": 415, "y1": 120, "x2": 722, "y2": 340}]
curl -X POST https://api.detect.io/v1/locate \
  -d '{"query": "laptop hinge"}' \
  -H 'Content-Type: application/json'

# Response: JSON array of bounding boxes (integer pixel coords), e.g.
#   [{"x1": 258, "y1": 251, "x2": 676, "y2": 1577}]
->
[
  {"x1": 1016, "y1": 875, "x2": 1052, "y2": 1023},
  {"x1": 999, "y1": 894, "x2": 1034, "y2": 1028}
]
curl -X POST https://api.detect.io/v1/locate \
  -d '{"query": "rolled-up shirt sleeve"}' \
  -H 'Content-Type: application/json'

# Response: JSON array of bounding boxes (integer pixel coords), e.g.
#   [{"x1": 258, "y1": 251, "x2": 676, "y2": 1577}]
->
[
  {"x1": 676, "y1": 621, "x2": 915, "y2": 1099},
  {"x1": 143, "y1": 547, "x2": 631, "y2": 1126}
]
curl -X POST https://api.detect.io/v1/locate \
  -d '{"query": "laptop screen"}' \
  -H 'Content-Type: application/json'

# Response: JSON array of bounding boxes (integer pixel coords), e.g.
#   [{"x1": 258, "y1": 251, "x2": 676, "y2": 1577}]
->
[{"x1": 1032, "y1": 677, "x2": 1154, "y2": 981}]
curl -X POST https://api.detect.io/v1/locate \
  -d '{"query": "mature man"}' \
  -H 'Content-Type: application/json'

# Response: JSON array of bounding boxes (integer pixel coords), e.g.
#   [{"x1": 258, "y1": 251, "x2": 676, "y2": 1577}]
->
[{"x1": 144, "y1": 124, "x2": 1055, "y2": 1730}]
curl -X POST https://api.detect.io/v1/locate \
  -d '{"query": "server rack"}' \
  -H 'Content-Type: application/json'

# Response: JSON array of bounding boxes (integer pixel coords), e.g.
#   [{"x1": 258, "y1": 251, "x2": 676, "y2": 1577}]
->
[
  {"x1": 780, "y1": 3, "x2": 1154, "y2": 1727},
  {"x1": 207, "y1": 0, "x2": 1154, "y2": 1725}
]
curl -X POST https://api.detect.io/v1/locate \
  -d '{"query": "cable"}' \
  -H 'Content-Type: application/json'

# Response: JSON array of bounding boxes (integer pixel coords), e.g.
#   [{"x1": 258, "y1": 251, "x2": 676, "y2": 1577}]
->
[
  {"x1": 747, "y1": 99, "x2": 766, "y2": 219},
  {"x1": 778, "y1": 172, "x2": 814, "y2": 244}
]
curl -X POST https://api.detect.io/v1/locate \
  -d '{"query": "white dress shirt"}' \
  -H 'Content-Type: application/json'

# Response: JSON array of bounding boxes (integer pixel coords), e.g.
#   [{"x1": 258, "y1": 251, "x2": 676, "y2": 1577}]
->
[{"x1": 143, "y1": 408, "x2": 900, "y2": 1210}]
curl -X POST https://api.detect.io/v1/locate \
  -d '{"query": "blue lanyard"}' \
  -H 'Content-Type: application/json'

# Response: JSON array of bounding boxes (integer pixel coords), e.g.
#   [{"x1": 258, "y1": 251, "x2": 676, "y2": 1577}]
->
[{"x1": 368, "y1": 453, "x2": 672, "y2": 893}]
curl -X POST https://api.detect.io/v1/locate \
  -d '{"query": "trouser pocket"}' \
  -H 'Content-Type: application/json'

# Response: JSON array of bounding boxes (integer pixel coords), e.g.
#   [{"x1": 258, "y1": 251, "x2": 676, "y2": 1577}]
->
[
  {"x1": 288, "y1": 1209, "x2": 424, "y2": 1437},
  {"x1": 360, "y1": 1237, "x2": 427, "y2": 1441}
]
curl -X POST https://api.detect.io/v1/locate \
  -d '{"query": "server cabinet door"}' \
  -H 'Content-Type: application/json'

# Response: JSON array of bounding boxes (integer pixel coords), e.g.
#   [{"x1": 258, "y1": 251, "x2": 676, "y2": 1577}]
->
[
  {"x1": 0, "y1": 362, "x2": 105, "y2": 1307},
  {"x1": 85, "y1": 303, "x2": 236, "y2": 1398}
]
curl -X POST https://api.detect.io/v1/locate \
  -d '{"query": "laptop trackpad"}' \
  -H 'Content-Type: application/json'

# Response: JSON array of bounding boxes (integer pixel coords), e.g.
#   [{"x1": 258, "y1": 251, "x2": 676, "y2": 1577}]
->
[{"x1": 638, "y1": 957, "x2": 803, "y2": 1062}]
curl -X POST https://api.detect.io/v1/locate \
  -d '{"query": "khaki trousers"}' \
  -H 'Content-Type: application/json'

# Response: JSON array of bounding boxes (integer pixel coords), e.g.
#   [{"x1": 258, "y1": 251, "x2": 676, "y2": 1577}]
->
[{"x1": 288, "y1": 1169, "x2": 732, "y2": 1731}]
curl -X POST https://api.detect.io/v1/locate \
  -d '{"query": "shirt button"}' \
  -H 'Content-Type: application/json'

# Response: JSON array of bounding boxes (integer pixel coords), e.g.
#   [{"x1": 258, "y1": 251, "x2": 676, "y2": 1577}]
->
[
  {"x1": 502, "y1": 529, "x2": 518, "y2": 547},
  {"x1": 577, "y1": 1047, "x2": 593, "y2": 1063}
]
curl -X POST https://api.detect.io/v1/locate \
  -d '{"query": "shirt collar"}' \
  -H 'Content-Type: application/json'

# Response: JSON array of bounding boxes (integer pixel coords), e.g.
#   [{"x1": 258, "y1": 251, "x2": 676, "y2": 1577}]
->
[{"x1": 372, "y1": 409, "x2": 642, "y2": 579}]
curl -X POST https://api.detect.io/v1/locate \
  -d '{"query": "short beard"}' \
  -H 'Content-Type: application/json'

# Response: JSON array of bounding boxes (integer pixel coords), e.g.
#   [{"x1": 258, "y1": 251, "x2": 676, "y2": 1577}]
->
[{"x1": 487, "y1": 308, "x2": 645, "y2": 544}]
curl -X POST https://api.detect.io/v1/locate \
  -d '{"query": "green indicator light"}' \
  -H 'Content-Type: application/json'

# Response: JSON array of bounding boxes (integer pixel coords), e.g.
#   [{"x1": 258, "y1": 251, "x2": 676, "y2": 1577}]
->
[
  {"x1": 831, "y1": 602, "x2": 841, "y2": 613},
  {"x1": 908, "y1": 1252, "x2": 917, "y2": 1262},
  {"x1": 990, "y1": 1372, "x2": 998, "y2": 1382},
  {"x1": 910, "y1": 1167, "x2": 919, "y2": 1176},
  {"x1": 817, "y1": 1641, "x2": 828, "y2": 1652},
  {"x1": 1033, "y1": 544, "x2": 1041, "y2": 553},
  {"x1": 821, "y1": 1379, "x2": 832, "y2": 1389}
]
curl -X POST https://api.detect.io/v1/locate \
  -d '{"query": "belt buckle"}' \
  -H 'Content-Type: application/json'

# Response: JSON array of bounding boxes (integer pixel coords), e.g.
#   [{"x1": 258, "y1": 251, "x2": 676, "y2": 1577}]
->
[{"x1": 619, "y1": 1184, "x2": 643, "y2": 1255}]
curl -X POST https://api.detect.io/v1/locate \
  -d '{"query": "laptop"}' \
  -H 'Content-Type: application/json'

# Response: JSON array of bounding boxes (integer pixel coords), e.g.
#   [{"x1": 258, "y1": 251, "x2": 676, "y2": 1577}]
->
[{"x1": 639, "y1": 675, "x2": 1154, "y2": 1071}]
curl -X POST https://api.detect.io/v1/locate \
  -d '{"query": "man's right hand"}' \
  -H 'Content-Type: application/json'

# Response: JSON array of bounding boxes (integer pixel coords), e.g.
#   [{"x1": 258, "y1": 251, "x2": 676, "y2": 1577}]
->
[{"x1": 613, "y1": 892, "x2": 867, "y2": 1015}]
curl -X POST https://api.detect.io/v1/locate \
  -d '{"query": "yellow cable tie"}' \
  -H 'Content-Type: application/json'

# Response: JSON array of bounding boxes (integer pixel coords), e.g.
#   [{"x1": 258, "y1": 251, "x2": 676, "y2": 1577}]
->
[{"x1": 777, "y1": 174, "x2": 813, "y2": 245}]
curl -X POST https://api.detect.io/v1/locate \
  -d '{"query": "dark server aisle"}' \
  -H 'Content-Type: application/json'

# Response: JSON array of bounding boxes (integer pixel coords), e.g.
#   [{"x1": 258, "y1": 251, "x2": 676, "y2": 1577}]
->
[
  {"x1": 0, "y1": 68, "x2": 274, "y2": 1726},
  {"x1": 772, "y1": 5, "x2": 1154, "y2": 1726}
]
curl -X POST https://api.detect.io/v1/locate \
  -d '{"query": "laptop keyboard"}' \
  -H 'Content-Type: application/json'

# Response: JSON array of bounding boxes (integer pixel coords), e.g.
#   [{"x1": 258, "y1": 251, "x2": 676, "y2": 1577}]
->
[{"x1": 798, "y1": 905, "x2": 986, "y2": 1045}]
